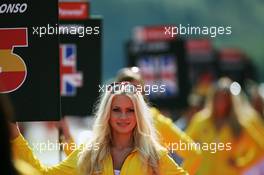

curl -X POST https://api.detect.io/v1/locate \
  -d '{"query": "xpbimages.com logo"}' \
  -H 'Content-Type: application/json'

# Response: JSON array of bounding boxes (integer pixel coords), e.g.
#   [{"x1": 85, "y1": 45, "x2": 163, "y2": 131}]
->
[
  {"x1": 164, "y1": 24, "x2": 232, "y2": 38},
  {"x1": 32, "y1": 141, "x2": 100, "y2": 153},
  {"x1": 32, "y1": 24, "x2": 100, "y2": 38},
  {"x1": 98, "y1": 83, "x2": 166, "y2": 95}
]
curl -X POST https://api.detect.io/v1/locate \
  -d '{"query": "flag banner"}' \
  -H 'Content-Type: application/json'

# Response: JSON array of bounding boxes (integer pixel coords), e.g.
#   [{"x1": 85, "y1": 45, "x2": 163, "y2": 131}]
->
[
  {"x1": 60, "y1": 44, "x2": 83, "y2": 96},
  {"x1": 59, "y1": 18, "x2": 102, "y2": 116},
  {"x1": 126, "y1": 38, "x2": 189, "y2": 109}
]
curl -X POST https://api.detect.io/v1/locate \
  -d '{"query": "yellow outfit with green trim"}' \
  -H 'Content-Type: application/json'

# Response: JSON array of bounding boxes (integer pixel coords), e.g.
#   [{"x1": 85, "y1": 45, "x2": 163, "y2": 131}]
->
[
  {"x1": 12, "y1": 134, "x2": 188, "y2": 175},
  {"x1": 186, "y1": 109, "x2": 264, "y2": 175},
  {"x1": 150, "y1": 107, "x2": 201, "y2": 175}
]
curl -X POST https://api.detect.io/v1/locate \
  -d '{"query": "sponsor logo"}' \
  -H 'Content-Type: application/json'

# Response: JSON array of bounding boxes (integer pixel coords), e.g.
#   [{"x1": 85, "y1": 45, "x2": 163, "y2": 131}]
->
[
  {"x1": 0, "y1": 3, "x2": 28, "y2": 14},
  {"x1": 0, "y1": 28, "x2": 28, "y2": 93},
  {"x1": 59, "y1": 2, "x2": 88, "y2": 20}
]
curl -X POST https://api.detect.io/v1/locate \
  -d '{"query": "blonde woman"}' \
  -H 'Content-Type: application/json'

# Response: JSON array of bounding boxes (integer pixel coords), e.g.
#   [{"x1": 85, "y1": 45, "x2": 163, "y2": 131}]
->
[
  {"x1": 11, "y1": 82, "x2": 187, "y2": 175},
  {"x1": 115, "y1": 67, "x2": 202, "y2": 175},
  {"x1": 186, "y1": 77, "x2": 264, "y2": 175}
]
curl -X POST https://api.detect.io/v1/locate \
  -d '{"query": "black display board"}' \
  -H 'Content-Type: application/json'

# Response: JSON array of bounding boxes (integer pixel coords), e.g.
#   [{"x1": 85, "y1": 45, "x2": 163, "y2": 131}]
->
[
  {"x1": 59, "y1": 18, "x2": 102, "y2": 116},
  {"x1": 186, "y1": 39, "x2": 218, "y2": 88},
  {"x1": 0, "y1": 1, "x2": 60, "y2": 121},
  {"x1": 218, "y1": 48, "x2": 256, "y2": 87}
]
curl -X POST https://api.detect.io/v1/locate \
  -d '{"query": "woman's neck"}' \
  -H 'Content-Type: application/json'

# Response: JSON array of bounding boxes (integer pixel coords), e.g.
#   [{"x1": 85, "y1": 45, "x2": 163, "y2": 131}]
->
[{"x1": 111, "y1": 132, "x2": 134, "y2": 150}]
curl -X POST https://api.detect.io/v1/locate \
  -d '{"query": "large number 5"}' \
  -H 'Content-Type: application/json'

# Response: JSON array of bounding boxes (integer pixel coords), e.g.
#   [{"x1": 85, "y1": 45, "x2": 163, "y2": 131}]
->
[{"x1": 0, "y1": 28, "x2": 28, "y2": 93}]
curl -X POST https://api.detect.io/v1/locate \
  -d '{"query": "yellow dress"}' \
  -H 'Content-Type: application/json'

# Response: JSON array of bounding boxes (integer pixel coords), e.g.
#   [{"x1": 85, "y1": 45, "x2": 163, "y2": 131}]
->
[
  {"x1": 14, "y1": 159, "x2": 41, "y2": 175},
  {"x1": 12, "y1": 134, "x2": 188, "y2": 175},
  {"x1": 150, "y1": 107, "x2": 202, "y2": 175},
  {"x1": 62, "y1": 107, "x2": 201, "y2": 175},
  {"x1": 186, "y1": 109, "x2": 264, "y2": 175}
]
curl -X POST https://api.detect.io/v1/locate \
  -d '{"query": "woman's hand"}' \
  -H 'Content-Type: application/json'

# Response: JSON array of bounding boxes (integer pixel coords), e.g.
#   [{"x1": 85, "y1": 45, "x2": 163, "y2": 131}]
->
[{"x1": 9, "y1": 122, "x2": 20, "y2": 140}]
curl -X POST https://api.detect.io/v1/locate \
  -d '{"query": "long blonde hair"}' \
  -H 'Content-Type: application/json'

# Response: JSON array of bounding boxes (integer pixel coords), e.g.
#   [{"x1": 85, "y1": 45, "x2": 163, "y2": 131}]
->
[
  {"x1": 78, "y1": 83, "x2": 163, "y2": 175},
  {"x1": 203, "y1": 77, "x2": 243, "y2": 136},
  {"x1": 204, "y1": 77, "x2": 264, "y2": 144}
]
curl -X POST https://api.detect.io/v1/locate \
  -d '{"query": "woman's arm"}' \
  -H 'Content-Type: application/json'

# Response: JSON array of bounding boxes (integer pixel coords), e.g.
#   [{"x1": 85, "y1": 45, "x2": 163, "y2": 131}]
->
[
  {"x1": 10, "y1": 123, "x2": 79, "y2": 175},
  {"x1": 151, "y1": 108, "x2": 202, "y2": 174}
]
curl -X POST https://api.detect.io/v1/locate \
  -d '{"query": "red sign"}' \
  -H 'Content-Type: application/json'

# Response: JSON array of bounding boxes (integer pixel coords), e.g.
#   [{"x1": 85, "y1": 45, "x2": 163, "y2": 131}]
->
[
  {"x1": 59, "y1": 2, "x2": 89, "y2": 20},
  {"x1": 187, "y1": 39, "x2": 212, "y2": 53},
  {"x1": 133, "y1": 26, "x2": 175, "y2": 42},
  {"x1": 0, "y1": 28, "x2": 28, "y2": 93},
  {"x1": 220, "y1": 48, "x2": 244, "y2": 61}
]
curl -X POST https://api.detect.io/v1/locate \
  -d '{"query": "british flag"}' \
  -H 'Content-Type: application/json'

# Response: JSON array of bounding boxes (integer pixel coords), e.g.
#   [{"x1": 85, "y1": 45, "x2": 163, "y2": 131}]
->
[
  {"x1": 137, "y1": 57, "x2": 156, "y2": 87},
  {"x1": 160, "y1": 55, "x2": 178, "y2": 97},
  {"x1": 60, "y1": 44, "x2": 83, "y2": 96},
  {"x1": 137, "y1": 55, "x2": 178, "y2": 98}
]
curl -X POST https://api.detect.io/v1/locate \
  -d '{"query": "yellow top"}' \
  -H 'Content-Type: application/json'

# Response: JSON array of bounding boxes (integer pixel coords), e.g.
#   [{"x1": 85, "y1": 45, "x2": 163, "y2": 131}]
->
[
  {"x1": 61, "y1": 136, "x2": 76, "y2": 156},
  {"x1": 61, "y1": 107, "x2": 201, "y2": 175},
  {"x1": 14, "y1": 159, "x2": 41, "y2": 175},
  {"x1": 186, "y1": 109, "x2": 264, "y2": 175},
  {"x1": 150, "y1": 107, "x2": 201, "y2": 175},
  {"x1": 12, "y1": 134, "x2": 188, "y2": 175}
]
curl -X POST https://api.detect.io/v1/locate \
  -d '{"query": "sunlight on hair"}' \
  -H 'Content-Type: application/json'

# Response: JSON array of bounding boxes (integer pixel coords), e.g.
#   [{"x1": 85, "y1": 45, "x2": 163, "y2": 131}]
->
[
  {"x1": 259, "y1": 83, "x2": 264, "y2": 98},
  {"x1": 230, "y1": 82, "x2": 241, "y2": 96},
  {"x1": 131, "y1": 66, "x2": 139, "y2": 73}
]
